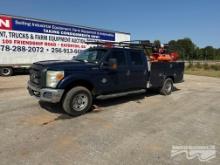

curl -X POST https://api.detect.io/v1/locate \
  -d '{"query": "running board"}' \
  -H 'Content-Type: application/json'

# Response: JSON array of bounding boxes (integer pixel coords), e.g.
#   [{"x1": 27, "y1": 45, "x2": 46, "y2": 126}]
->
[{"x1": 96, "y1": 89, "x2": 146, "y2": 100}]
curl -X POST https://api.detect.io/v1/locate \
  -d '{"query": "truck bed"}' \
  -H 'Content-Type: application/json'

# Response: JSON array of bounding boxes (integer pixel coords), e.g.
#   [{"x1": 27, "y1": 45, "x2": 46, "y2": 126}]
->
[{"x1": 149, "y1": 62, "x2": 184, "y2": 88}]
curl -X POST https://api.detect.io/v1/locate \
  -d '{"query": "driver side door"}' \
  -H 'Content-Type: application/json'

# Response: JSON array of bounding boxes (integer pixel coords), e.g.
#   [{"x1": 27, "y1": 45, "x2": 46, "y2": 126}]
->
[{"x1": 98, "y1": 50, "x2": 130, "y2": 94}]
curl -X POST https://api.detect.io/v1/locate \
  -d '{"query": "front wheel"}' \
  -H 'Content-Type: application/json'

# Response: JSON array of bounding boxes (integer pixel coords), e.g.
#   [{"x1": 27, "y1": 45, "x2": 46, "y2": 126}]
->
[
  {"x1": 160, "y1": 78, "x2": 173, "y2": 95},
  {"x1": 62, "y1": 86, "x2": 93, "y2": 116}
]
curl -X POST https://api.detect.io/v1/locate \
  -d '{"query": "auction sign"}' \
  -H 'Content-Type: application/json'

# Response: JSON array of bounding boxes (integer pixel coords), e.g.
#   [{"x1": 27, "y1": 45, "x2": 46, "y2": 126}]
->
[{"x1": 0, "y1": 15, "x2": 116, "y2": 62}]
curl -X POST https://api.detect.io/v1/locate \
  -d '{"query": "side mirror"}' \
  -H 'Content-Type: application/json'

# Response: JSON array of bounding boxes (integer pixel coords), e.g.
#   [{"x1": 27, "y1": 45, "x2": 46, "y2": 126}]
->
[{"x1": 108, "y1": 58, "x2": 118, "y2": 70}]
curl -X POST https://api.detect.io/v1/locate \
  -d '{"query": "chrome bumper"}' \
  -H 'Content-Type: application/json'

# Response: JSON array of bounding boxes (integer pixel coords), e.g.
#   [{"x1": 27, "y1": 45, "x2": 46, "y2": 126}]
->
[{"x1": 27, "y1": 81, "x2": 64, "y2": 103}]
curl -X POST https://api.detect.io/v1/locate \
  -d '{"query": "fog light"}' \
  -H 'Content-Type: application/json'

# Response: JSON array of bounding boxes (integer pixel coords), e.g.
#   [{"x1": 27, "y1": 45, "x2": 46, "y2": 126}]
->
[{"x1": 33, "y1": 91, "x2": 40, "y2": 97}]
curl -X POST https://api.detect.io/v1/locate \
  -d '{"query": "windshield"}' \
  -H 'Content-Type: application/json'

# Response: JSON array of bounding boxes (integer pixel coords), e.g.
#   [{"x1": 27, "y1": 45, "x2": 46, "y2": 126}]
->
[{"x1": 74, "y1": 49, "x2": 107, "y2": 63}]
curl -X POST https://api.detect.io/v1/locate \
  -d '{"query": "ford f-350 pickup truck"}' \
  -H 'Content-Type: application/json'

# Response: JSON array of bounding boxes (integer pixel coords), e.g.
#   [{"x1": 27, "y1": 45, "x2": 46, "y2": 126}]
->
[{"x1": 27, "y1": 46, "x2": 184, "y2": 116}]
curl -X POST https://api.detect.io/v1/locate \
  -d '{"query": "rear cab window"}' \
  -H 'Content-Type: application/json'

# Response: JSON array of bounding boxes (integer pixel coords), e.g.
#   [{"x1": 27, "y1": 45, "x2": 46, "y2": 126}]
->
[{"x1": 128, "y1": 50, "x2": 144, "y2": 66}]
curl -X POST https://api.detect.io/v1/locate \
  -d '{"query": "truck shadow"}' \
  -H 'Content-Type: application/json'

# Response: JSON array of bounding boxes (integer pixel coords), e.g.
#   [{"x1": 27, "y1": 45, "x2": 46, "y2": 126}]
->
[
  {"x1": 38, "y1": 101, "x2": 73, "y2": 121},
  {"x1": 39, "y1": 87, "x2": 180, "y2": 119}
]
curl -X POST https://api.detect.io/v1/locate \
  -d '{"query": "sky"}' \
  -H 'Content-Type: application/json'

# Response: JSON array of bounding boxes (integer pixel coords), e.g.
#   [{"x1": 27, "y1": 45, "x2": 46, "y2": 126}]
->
[{"x1": 0, "y1": 0, "x2": 219, "y2": 48}]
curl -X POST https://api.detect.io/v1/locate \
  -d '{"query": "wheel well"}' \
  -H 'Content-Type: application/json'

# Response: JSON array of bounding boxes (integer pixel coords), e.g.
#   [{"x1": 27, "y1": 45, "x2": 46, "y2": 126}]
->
[
  {"x1": 62, "y1": 80, "x2": 95, "y2": 98},
  {"x1": 167, "y1": 76, "x2": 174, "y2": 82}
]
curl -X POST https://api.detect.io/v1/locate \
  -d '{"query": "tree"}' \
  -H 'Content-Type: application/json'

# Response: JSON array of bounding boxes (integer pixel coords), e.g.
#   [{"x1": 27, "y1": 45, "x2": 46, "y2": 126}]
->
[
  {"x1": 176, "y1": 38, "x2": 195, "y2": 60},
  {"x1": 168, "y1": 40, "x2": 177, "y2": 47},
  {"x1": 204, "y1": 46, "x2": 215, "y2": 60},
  {"x1": 153, "y1": 40, "x2": 161, "y2": 48},
  {"x1": 217, "y1": 49, "x2": 220, "y2": 60},
  {"x1": 153, "y1": 38, "x2": 219, "y2": 61},
  {"x1": 168, "y1": 39, "x2": 186, "y2": 60}
]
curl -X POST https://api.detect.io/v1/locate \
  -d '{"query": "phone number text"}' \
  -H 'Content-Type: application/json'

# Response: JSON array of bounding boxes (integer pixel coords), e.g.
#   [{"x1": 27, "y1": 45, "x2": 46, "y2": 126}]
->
[{"x1": 0, "y1": 45, "x2": 82, "y2": 54}]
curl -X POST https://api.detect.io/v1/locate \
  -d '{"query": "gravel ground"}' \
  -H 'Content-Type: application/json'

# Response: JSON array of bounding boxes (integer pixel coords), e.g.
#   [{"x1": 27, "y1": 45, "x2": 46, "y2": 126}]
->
[{"x1": 0, "y1": 74, "x2": 219, "y2": 165}]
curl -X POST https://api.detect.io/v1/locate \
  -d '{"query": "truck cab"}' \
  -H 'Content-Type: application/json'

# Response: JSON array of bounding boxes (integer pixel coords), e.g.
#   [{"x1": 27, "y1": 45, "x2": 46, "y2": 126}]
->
[{"x1": 28, "y1": 47, "x2": 184, "y2": 116}]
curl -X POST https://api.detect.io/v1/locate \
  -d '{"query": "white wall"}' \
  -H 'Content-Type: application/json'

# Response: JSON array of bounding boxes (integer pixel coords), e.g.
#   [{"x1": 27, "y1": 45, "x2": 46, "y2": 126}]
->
[{"x1": 115, "y1": 33, "x2": 131, "y2": 42}]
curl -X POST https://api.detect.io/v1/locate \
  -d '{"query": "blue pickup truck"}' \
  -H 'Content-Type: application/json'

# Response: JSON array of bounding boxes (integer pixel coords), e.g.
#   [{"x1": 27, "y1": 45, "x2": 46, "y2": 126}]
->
[{"x1": 27, "y1": 46, "x2": 184, "y2": 116}]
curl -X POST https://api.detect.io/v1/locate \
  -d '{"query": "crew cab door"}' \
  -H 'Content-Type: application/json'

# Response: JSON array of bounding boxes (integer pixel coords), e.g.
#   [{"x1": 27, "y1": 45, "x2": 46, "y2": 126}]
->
[
  {"x1": 127, "y1": 50, "x2": 148, "y2": 89},
  {"x1": 99, "y1": 49, "x2": 129, "y2": 93}
]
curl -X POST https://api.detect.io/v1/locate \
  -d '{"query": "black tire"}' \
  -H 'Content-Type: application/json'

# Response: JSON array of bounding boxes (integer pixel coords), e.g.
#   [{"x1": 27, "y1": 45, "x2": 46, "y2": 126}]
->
[
  {"x1": 62, "y1": 86, "x2": 93, "y2": 116},
  {"x1": 160, "y1": 78, "x2": 173, "y2": 95},
  {"x1": 0, "y1": 67, "x2": 13, "y2": 76}
]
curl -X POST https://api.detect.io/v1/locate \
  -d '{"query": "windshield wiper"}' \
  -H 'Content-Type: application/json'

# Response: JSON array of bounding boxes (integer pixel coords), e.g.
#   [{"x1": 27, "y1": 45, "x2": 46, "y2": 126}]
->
[
  {"x1": 75, "y1": 59, "x2": 98, "y2": 64},
  {"x1": 87, "y1": 61, "x2": 98, "y2": 64},
  {"x1": 75, "y1": 59, "x2": 87, "y2": 62}
]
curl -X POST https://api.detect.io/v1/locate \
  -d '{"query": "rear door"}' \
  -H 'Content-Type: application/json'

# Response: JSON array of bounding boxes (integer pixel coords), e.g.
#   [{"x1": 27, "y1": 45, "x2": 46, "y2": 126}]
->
[{"x1": 127, "y1": 50, "x2": 148, "y2": 89}]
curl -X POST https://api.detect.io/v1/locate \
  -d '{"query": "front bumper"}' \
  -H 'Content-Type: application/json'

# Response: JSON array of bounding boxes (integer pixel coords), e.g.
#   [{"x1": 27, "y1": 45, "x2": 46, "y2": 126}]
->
[{"x1": 27, "y1": 81, "x2": 64, "y2": 103}]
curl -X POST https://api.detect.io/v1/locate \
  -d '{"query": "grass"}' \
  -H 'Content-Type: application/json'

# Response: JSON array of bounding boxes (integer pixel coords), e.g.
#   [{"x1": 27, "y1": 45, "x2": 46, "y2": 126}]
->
[
  {"x1": 185, "y1": 63, "x2": 220, "y2": 78},
  {"x1": 185, "y1": 68, "x2": 220, "y2": 78}
]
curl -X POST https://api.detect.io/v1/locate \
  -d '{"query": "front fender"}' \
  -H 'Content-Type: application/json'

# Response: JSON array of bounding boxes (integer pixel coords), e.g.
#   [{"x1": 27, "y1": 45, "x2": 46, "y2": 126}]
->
[{"x1": 57, "y1": 74, "x2": 94, "y2": 89}]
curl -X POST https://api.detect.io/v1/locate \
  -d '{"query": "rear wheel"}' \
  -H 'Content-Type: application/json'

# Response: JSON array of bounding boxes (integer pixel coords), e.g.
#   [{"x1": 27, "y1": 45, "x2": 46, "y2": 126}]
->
[
  {"x1": 62, "y1": 86, "x2": 93, "y2": 116},
  {"x1": 0, "y1": 67, "x2": 13, "y2": 76},
  {"x1": 160, "y1": 78, "x2": 173, "y2": 95}
]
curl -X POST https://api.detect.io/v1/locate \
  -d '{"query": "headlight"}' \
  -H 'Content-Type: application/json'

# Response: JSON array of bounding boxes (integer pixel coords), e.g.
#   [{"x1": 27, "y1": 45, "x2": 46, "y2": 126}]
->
[{"x1": 46, "y1": 71, "x2": 64, "y2": 88}]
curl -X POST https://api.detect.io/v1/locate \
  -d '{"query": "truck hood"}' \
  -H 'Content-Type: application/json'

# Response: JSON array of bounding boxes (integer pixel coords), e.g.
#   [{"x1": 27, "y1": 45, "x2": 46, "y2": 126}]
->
[{"x1": 34, "y1": 60, "x2": 97, "y2": 70}]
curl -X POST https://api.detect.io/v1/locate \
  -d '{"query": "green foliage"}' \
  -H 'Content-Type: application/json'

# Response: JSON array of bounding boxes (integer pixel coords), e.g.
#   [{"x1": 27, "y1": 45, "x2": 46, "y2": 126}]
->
[
  {"x1": 177, "y1": 38, "x2": 195, "y2": 60},
  {"x1": 153, "y1": 40, "x2": 161, "y2": 48},
  {"x1": 168, "y1": 38, "x2": 195, "y2": 60},
  {"x1": 166, "y1": 38, "x2": 220, "y2": 60}
]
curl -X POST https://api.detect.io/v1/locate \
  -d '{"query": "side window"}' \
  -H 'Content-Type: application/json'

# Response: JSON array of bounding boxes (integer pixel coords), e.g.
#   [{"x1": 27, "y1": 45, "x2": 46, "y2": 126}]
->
[
  {"x1": 106, "y1": 51, "x2": 126, "y2": 66},
  {"x1": 129, "y1": 51, "x2": 143, "y2": 65}
]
